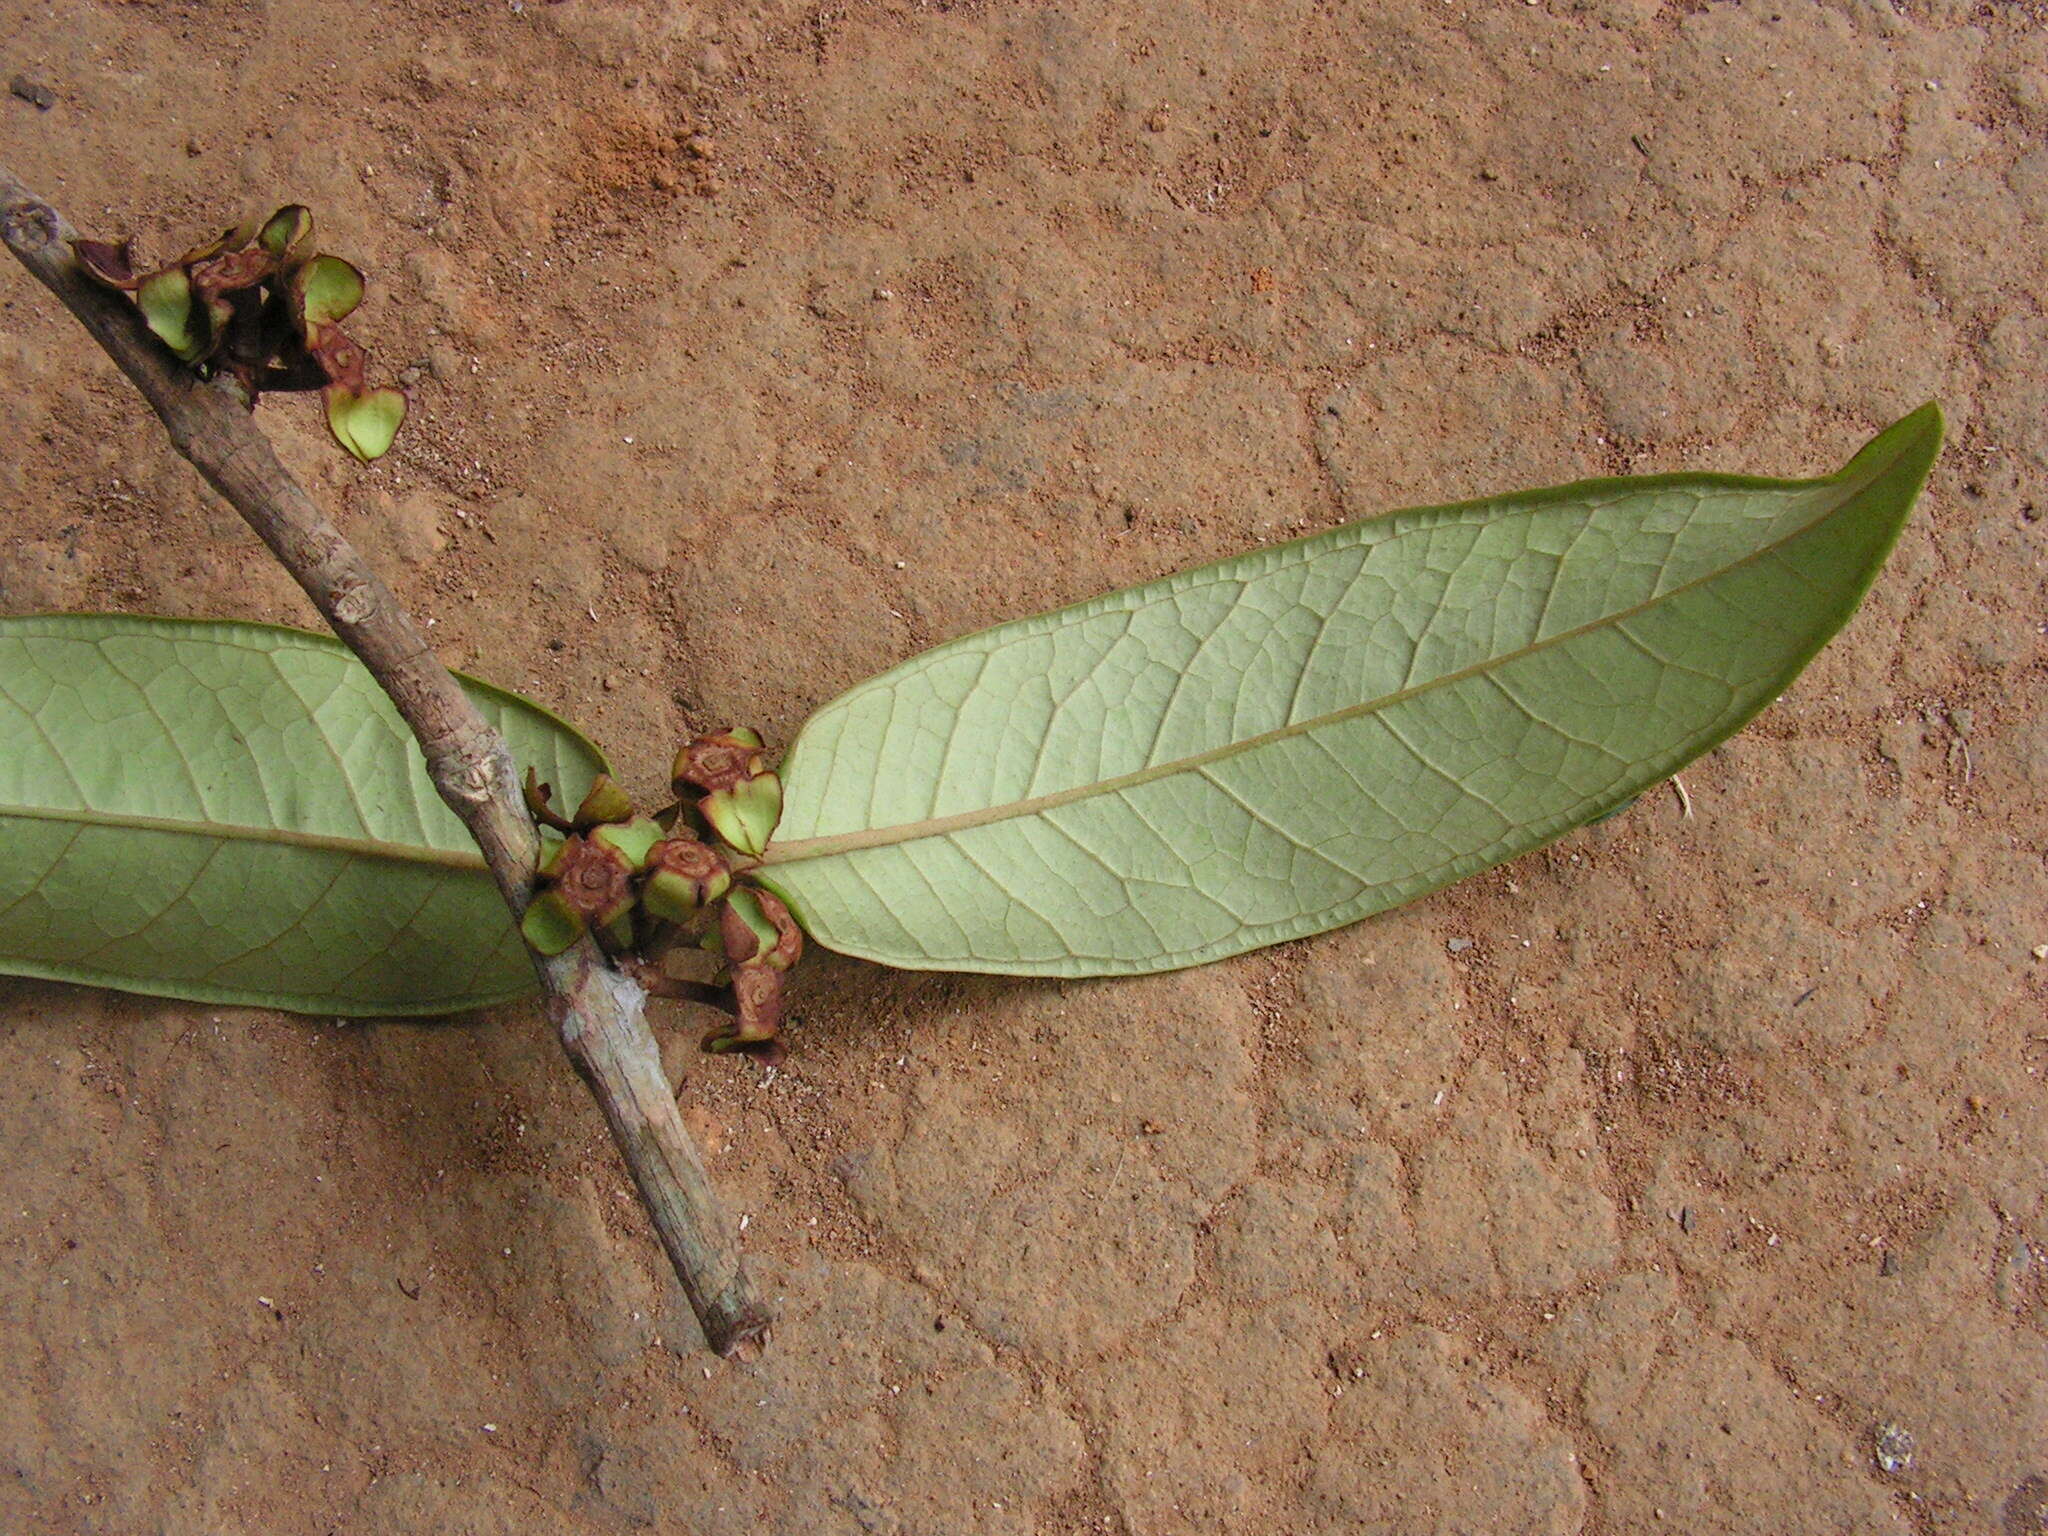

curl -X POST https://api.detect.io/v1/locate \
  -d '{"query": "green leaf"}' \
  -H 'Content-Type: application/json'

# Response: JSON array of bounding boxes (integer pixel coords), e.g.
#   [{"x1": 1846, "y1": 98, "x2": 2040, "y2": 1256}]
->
[
  {"x1": 0, "y1": 615, "x2": 604, "y2": 1014},
  {"x1": 759, "y1": 405, "x2": 1943, "y2": 976}
]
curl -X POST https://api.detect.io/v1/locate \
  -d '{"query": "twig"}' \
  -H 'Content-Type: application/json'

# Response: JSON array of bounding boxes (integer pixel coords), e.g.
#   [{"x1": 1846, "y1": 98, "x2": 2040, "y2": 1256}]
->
[{"x1": 1, "y1": 165, "x2": 769, "y2": 1357}]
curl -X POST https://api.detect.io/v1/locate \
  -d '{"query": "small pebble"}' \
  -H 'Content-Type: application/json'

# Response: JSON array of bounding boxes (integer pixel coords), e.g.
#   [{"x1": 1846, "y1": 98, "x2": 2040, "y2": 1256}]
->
[
  {"x1": 1873, "y1": 1422, "x2": 1914, "y2": 1475},
  {"x1": 8, "y1": 74, "x2": 56, "y2": 110},
  {"x1": 1446, "y1": 937, "x2": 1474, "y2": 953}
]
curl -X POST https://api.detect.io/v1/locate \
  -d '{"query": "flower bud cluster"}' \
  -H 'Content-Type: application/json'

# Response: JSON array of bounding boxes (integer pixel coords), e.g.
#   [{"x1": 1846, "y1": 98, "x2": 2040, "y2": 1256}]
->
[
  {"x1": 518, "y1": 732, "x2": 801, "y2": 1062},
  {"x1": 73, "y1": 205, "x2": 406, "y2": 460}
]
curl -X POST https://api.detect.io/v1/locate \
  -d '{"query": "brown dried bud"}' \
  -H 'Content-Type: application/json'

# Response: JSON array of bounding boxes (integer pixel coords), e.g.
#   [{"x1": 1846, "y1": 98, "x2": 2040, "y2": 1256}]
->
[
  {"x1": 718, "y1": 886, "x2": 802, "y2": 972},
  {"x1": 671, "y1": 727, "x2": 766, "y2": 795},
  {"x1": 702, "y1": 964, "x2": 788, "y2": 1064},
  {"x1": 189, "y1": 244, "x2": 276, "y2": 301}
]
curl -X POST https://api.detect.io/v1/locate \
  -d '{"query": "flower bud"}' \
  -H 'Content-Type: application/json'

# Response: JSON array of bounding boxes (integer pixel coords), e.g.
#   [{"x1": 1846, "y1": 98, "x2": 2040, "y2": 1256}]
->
[
  {"x1": 719, "y1": 886, "x2": 802, "y2": 972},
  {"x1": 671, "y1": 727, "x2": 767, "y2": 795},
  {"x1": 547, "y1": 833, "x2": 636, "y2": 930},
  {"x1": 702, "y1": 965, "x2": 787, "y2": 1063},
  {"x1": 190, "y1": 244, "x2": 277, "y2": 301},
  {"x1": 640, "y1": 836, "x2": 733, "y2": 922}
]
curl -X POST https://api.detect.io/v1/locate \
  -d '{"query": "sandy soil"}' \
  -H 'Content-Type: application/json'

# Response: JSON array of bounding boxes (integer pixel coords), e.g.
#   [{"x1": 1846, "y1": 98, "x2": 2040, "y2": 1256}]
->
[{"x1": 3, "y1": 1, "x2": 2045, "y2": 1531}]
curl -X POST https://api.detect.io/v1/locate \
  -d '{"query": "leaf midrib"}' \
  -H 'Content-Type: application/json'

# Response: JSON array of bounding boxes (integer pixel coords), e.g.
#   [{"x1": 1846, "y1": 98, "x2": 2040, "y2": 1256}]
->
[
  {"x1": 764, "y1": 455, "x2": 1890, "y2": 867},
  {"x1": 0, "y1": 800, "x2": 487, "y2": 871}
]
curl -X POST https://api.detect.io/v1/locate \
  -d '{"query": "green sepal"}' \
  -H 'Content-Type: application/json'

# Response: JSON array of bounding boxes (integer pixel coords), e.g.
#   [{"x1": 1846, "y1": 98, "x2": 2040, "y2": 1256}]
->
[
  {"x1": 178, "y1": 215, "x2": 261, "y2": 268},
  {"x1": 643, "y1": 868, "x2": 702, "y2": 923},
  {"x1": 520, "y1": 887, "x2": 587, "y2": 956},
  {"x1": 537, "y1": 832, "x2": 573, "y2": 880},
  {"x1": 592, "y1": 814, "x2": 664, "y2": 871},
  {"x1": 723, "y1": 886, "x2": 781, "y2": 958},
  {"x1": 137, "y1": 268, "x2": 206, "y2": 362},
  {"x1": 599, "y1": 910, "x2": 637, "y2": 952},
  {"x1": 701, "y1": 772, "x2": 782, "y2": 858},
  {"x1": 326, "y1": 386, "x2": 407, "y2": 462},
  {"x1": 258, "y1": 205, "x2": 315, "y2": 266},
  {"x1": 294, "y1": 253, "x2": 365, "y2": 328},
  {"x1": 572, "y1": 774, "x2": 636, "y2": 828}
]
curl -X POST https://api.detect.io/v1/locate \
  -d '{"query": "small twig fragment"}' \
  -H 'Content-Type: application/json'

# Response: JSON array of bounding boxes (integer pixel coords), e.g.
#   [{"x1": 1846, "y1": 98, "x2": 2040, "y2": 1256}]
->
[{"x1": 1670, "y1": 774, "x2": 1694, "y2": 820}]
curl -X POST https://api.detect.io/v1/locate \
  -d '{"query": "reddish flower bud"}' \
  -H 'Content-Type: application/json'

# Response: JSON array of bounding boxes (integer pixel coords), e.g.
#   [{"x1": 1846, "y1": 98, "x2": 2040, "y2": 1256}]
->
[
  {"x1": 548, "y1": 833, "x2": 636, "y2": 930},
  {"x1": 702, "y1": 964, "x2": 788, "y2": 1064},
  {"x1": 671, "y1": 727, "x2": 767, "y2": 794},
  {"x1": 719, "y1": 887, "x2": 803, "y2": 972}
]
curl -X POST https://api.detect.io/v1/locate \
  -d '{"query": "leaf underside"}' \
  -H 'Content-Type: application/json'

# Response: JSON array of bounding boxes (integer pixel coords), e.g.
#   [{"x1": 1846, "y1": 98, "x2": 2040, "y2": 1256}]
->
[
  {"x1": 759, "y1": 405, "x2": 1943, "y2": 977},
  {"x1": 0, "y1": 616, "x2": 604, "y2": 1014}
]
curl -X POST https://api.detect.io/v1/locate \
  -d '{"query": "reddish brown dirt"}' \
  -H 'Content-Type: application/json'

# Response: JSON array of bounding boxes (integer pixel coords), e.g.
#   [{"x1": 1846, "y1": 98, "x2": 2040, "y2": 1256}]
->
[{"x1": 2, "y1": 2, "x2": 2044, "y2": 1532}]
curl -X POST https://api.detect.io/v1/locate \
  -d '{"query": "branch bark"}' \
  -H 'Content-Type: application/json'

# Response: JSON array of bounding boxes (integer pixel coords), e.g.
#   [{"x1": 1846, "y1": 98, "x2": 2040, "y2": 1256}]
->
[{"x1": 1, "y1": 166, "x2": 769, "y2": 1357}]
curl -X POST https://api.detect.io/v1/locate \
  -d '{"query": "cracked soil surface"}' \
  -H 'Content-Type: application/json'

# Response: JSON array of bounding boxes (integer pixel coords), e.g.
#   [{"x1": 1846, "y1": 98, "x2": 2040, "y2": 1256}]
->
[{"x1": 2, "y1": 0, "x2": 2044, "y2": 1531}]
